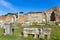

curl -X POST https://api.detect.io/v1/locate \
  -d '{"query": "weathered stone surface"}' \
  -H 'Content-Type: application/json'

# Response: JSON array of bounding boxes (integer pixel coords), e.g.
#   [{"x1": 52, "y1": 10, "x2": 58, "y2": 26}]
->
[
  {"x1": 4, "y1": 23, "x2": 13, "y2": 35},
  {"x1": 23, "y1": 28, "x2": 39, "y2": 38},
  {"x1": 23, "y1": 28, "x2": 39, "y2": 34},
  {"x1": 39, "y1": 28, "x2": 51, "y2": 40},
  {"x1": 45, "y1": 7, "x2": 60, "y2": 23},
  {"x1": 23, "y1": 28, "x2": 51, "y2": 39}
]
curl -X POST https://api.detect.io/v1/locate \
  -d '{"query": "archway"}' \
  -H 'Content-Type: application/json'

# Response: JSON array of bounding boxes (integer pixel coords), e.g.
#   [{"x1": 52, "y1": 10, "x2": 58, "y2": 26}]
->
[{"x1": 50, "y1": 11, "x2": 56, "y2": 21}]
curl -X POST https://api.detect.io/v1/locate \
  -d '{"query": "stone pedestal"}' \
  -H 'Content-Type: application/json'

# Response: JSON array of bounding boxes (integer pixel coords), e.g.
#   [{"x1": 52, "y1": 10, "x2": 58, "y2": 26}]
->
[
  {"x1": 24, "y1": 34, "x2": 28, "y2": 37},
  {"x1": 4, "y1": 23, "x2": 12, "y2": 35}
]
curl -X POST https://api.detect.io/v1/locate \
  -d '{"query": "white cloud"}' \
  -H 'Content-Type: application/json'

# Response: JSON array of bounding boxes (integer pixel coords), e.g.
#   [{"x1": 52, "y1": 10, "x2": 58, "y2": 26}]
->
[{"x1": 0, "y1": 0, "x2": 17, "y2": 12}]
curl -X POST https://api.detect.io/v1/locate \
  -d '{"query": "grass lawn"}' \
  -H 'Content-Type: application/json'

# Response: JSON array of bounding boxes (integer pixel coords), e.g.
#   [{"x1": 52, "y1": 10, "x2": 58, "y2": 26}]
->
[{"x1": 0, "y1": 23, "x2": 60, "y2": 40}]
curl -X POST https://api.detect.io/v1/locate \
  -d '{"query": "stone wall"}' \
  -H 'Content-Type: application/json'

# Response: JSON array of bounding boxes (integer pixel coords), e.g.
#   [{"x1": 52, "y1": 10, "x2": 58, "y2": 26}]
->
[{"x1": 44, "y1": 7, "x2": 60, "y2": 24}]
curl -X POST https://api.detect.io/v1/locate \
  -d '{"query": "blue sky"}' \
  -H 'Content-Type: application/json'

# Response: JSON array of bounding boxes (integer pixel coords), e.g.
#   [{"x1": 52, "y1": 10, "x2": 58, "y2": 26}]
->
[{"x1": 0, "y1": 0, "x2": 60, "y2": 15}]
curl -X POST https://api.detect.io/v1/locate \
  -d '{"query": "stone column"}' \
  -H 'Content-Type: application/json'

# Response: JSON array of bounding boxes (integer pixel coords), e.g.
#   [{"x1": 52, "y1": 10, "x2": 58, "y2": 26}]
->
[{"x1": 18, "y1": 12, "x2": 19, "y2": 22}]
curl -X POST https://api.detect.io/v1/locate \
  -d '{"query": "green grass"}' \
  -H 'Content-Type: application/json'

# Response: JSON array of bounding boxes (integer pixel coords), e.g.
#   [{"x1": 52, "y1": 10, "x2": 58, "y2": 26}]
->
[{"x1": 0, "y1": 23, "x2": 60, "y2": 40}]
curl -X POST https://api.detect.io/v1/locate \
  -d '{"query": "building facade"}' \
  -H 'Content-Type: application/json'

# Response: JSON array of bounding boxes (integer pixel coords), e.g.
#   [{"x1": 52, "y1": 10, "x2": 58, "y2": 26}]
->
[{"x1": 18, "y1": 12, "x2": 44, "y2": 24}]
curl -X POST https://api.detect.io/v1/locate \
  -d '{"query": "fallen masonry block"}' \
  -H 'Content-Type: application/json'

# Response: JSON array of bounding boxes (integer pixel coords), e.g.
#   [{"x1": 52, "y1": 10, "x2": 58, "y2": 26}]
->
[
  {"x1": 39, "y1": 28, "x2": 51, "y2": 40},
  {"x1": 23, "y1": 28, "x2": 39, "y2": 38},
  {"x1": 23, "y1": 28, "x2": 51, "y2": 39}
]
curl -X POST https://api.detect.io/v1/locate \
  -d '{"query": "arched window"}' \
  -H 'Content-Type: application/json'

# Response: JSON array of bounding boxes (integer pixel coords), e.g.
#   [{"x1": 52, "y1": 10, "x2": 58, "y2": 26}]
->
[{"x1": 50, "y1": 11, "x2": 56, "y2": 21}]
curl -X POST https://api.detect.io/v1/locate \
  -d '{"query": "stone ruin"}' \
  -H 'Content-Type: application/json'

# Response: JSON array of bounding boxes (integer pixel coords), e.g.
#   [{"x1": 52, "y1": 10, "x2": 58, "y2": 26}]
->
[
  {"x1": 23, "y1": 28, "x2": 39, "y2": 38},
  {"x1": 39, "y1": 28, "x2": 51, "y2": 40},
  {"x1": 3, "y1": 23, "x2": 13, "y2": 35},
  {"x1": 23, "y1": 28, "x2": 51, "y2": 39}
]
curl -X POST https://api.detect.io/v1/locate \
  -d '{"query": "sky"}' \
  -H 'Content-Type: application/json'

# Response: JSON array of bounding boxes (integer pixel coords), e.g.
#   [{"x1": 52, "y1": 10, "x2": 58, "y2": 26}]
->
[{"x1": 0, "y1": 0, "x2": 60, "y2": 15}]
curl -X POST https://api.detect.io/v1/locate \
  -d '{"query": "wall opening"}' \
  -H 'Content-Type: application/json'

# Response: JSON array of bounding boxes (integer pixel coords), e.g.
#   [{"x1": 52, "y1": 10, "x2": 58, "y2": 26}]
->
[{"x1": 50, "y1": 11, "x2": 56, "y2": 21}]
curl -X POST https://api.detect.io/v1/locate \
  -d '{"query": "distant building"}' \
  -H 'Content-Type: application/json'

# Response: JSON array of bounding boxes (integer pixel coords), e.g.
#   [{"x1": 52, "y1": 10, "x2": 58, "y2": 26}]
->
[
  {"x1": 44, "y1": 7, "x2": 60, "y2": 24},
  {"x1": 0, "y1": 15, "x2": 16, "y2": 28},
  {"x1": 18, "y1": 12, "x2": 44, "y2": 24},
  {"x1": 5, "y1": 15, "x2": 16, "y2": 23},
  {"x1": 0, "y1": 15, "x2": 16, "y2": 23},
  {"x1": 27, "y1": 12, "x2": 43, "y2": 24},
  {"x1": 1, "y1": 7, "x2": 60, "y2": 25}
]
